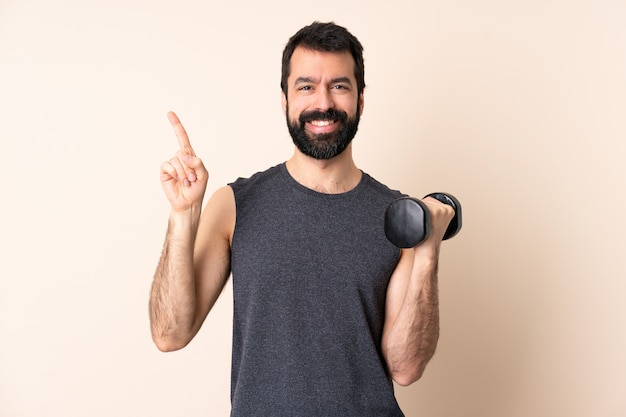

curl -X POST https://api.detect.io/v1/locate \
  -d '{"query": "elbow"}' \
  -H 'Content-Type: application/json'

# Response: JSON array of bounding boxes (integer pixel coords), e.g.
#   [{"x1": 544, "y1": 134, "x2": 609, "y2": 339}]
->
[
  {"x1": 383, "y1": 340, "x2": 435, "y2": 386},
  {"x1": 153, "y1": 340, "x2": 183, "y2": 353},
  {"x1": 386, "y1": 347, "x2": 434, "y2": 386},
  {"x1": 151, "y1": 334, "x2": 190, "y2": 353},
  {"x1": 390, "y1": 365, "x2": 426, "y2": 387},
  {"x1": 149, "y1": 317, "x2": 197, "y2": 352}
]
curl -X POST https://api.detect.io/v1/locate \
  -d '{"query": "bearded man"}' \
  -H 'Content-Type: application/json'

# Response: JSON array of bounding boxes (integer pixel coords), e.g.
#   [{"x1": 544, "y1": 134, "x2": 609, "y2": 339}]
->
[{"x1": 149, "y1": 21, "x2": 454, "y2": 417}]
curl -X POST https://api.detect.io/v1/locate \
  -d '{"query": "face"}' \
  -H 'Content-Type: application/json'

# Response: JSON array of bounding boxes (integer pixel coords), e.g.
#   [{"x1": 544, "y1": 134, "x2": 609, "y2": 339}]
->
[{"x1": 283, "y1": 47, "x2": 364, "y2": 160}]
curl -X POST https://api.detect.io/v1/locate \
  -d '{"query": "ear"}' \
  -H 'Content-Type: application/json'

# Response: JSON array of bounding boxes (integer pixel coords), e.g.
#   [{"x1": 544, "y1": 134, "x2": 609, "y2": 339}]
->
[
  {"x1": 358, "y1": 92, "x2": 365, "y2": 116},
  {"x1": 281, "y1": 92, "x2": 287, "y2": 115}
]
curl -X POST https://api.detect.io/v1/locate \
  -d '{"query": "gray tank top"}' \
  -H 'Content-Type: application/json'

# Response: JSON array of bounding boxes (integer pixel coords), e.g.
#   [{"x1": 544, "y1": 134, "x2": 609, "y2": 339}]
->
[{"x1": 229, "y1": 163, "x2": 405, "y2": 416}]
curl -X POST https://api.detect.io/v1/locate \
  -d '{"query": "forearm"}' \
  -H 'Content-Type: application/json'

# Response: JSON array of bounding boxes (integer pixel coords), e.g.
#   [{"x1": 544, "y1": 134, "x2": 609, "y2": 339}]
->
[
  {"x1": 150, "y1": 205, "x2": 202, "y2": 351},
  {"x1": 382, "y1": 247, "x2": 440, "y2": 386}
]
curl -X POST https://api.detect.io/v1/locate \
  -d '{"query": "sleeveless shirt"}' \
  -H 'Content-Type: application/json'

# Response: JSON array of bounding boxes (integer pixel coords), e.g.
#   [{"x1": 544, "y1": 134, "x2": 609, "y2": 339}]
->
[{"x1": 228, "y1": 163, "x2": 405, "y2": 417}]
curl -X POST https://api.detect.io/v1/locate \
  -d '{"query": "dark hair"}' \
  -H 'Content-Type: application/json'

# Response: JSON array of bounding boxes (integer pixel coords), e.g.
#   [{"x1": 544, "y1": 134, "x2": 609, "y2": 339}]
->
[{"x1": 280, "y1": 21, "x2": 365, "y2": 97}]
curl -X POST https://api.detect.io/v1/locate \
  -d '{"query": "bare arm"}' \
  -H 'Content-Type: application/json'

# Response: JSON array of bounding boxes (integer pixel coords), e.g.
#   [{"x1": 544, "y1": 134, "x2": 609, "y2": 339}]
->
[
  {"x1": 150, "y1": 204, "x2": 202, "y2": 351},
  {"x1": 381, "y1": 197, "x2": 454, "y2": 385},
  {"x1": 149, "y1": 112, "x2": 233, "y2": 352}
]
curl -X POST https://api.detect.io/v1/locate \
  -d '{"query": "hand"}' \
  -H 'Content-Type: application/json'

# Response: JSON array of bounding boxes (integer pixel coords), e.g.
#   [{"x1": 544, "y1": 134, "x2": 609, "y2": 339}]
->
[
  {"x1": 421, "y1": 196, "x2": 455, "y2": 246},
  {"x1": 160, "y1": 111, "x2": 208, "y2": 213}
]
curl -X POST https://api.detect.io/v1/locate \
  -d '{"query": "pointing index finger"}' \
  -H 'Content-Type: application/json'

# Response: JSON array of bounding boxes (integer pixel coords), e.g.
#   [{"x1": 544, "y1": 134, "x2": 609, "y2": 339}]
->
[{"x1": 167, "y1": 111, "x2": 196, "y2": 156}]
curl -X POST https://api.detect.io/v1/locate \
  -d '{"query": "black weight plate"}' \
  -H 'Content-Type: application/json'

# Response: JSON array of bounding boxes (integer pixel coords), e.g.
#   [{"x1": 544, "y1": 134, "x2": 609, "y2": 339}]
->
[{"x1": 384, "y1": 197, "x2": 430, "y2": 248}]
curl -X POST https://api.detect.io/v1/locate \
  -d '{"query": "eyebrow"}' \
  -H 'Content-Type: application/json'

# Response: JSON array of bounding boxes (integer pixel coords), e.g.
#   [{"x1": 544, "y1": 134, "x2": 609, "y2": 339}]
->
[{"x1": 293, "y1": 76, "x2": 354, "y2": 86}]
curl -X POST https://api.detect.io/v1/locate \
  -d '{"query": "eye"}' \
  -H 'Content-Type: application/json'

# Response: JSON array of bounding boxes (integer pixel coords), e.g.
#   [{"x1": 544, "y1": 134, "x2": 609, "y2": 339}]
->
[{"x1": 298, "y1": 85, "x2": 312, "y2": 91}]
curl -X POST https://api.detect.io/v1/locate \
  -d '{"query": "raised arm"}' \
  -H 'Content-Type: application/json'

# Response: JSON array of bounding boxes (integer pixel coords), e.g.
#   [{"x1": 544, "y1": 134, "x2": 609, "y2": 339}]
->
[
  {"x1": 149, "y1": 112, "x2": 234, "y2": 352},
  {"x1": 381, "y1": 197, "x2": 455, "y2": 385}
]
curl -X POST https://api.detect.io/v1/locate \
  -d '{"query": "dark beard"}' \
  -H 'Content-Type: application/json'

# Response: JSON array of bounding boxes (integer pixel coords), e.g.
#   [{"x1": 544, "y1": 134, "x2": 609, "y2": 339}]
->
[{"x1": 286, "y1": 106, "x2": 360, "y2": 160}]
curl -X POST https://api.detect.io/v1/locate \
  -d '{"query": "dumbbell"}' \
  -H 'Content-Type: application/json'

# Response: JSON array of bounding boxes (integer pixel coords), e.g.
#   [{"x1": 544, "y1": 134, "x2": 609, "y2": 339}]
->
[{"x1": 384, "y1": 193, "x2": 462, "y2": 248}]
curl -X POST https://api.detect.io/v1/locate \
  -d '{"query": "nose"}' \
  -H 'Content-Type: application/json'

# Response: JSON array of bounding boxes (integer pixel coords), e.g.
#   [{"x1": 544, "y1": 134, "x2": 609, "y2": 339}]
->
[{"x1": 312, "y1": 87, "x2": 335, "y2": 111}]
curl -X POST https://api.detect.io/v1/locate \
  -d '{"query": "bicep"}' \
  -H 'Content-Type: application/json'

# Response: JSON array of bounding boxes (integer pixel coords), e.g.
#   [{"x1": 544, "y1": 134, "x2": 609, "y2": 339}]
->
[{"x1": 192, "y1": 185, "x2": 235, "y2": 328}]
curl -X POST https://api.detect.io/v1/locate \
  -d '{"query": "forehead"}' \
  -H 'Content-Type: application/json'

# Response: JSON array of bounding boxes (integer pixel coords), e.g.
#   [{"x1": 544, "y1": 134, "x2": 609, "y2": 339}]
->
[{"x1": 288, "y1": 47, "x2": 356, "y2": 84}]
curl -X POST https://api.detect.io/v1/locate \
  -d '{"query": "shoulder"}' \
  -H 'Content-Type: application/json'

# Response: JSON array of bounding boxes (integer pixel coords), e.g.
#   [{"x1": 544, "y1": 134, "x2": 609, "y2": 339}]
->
[
  {"x1": 198, "y1": 185, "x2": 236, "y2": 243},
  {"x1": 360, "y1": 171, "x2": 405, "y2": 201},
  {"x1": 209, "y1": 185, "x2": 236, "y2": 207},
  {"x1": 228, "y1": 164, "x2": 290, "y2": 209},
  {"x1": 229, "y1": 164, "x2": 284, "y2": 192}
]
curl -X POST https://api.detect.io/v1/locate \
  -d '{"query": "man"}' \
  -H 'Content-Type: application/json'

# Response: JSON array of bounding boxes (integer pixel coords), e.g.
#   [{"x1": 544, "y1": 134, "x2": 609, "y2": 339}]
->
[{"x1": 150, "y1": 21, "x2": 454, "y2": 416}]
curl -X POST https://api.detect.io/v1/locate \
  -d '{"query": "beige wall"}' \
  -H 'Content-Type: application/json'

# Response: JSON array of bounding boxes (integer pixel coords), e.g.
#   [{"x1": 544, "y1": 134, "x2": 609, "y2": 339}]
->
[{"x1": 1, "y1": 0, "x2": 625, "y2": 416}]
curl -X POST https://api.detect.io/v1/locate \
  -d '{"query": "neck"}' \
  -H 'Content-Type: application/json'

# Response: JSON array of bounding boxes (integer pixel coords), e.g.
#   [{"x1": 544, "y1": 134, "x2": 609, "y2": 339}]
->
[{"x1": 286, "y1": 145, "x2": 362, "y2": 194}]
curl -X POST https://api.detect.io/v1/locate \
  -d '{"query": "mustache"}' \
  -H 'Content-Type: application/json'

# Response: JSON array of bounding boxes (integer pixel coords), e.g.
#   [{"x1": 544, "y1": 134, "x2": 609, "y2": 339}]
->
[{"x1": 299, "y1": 108, "x2": 348, "y2": 124}]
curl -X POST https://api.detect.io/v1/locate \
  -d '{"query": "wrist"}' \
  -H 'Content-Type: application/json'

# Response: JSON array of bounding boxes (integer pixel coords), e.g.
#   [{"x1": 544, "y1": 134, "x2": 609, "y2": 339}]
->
[
  {"x1": 169, "y1": 203, "x2": 202, "y2": 230},
  {"x1": 412, "y1": 243, "x2": 439, "y2": 270},
  {"x1": 413, "y1": 239, "x2": 439, "y2": 255}
]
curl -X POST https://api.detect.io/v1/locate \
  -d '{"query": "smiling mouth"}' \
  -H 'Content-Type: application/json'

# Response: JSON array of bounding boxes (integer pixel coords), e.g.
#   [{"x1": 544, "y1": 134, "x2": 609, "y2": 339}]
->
[{"x1": 309, "y1": 120, "x2": 336, "y2": 127}]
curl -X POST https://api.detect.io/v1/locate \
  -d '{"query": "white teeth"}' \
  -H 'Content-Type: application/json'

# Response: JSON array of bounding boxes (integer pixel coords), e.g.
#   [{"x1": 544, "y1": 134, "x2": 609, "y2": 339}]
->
[{"x1": 311, "y1": 120, "x2": 333, "y2": 127}]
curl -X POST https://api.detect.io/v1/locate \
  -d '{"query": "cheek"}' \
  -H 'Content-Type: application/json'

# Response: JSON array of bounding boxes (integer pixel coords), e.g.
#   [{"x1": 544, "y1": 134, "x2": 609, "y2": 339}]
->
[
  {"x1": 286, "y1": 101, "x2": 304, "y2": 122},
  {"x1": 336, "y1": 96, "x2": 359, "y2": 116}
]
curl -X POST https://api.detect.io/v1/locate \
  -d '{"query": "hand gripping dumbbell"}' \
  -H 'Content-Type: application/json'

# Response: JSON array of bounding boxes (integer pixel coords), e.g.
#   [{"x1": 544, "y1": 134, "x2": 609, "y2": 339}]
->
[{"x1": 384, "y1": 193, "x2": 462, "y2": 248}]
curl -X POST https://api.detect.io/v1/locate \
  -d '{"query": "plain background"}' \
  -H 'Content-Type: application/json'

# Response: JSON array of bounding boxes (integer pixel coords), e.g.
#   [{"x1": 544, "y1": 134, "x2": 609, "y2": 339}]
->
[{"x1": 1, "y1": 0, "x2": 625, "y2": 416}]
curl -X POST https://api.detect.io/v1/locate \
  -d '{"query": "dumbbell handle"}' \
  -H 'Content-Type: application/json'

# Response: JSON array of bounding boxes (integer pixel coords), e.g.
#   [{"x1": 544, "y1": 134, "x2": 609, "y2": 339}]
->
[
  {"x1": 384, "y1": 192, "x2": 462, "y2": 248},
  {"x1": 424, "y1": 192, "x2": 462, "y2": 240}
]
